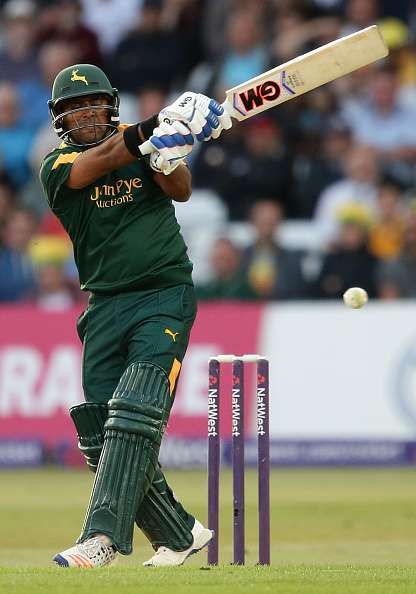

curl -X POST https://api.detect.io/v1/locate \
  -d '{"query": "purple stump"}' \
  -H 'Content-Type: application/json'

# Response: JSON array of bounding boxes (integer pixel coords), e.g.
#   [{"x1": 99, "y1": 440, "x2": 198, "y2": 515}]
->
[
  {"x1": 257, "y1": 358, "x2": 270, "y2": 565},
  {"x1": 208, "y1": 358, "x2": 220, "y2": 565},
  {"x1": 232, "y1": 358, "x2": 245, "y2": 565}
]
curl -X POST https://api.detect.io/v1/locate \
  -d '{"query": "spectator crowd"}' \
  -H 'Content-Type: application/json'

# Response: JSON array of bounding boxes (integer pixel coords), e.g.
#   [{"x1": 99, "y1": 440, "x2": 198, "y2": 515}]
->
[{"x1": 1, "y1": 0, "x2": 416, "y2": 306}]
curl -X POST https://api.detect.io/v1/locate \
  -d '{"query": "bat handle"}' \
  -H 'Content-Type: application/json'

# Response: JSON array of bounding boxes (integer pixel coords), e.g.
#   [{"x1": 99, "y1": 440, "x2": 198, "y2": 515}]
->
[
  {"x1": 138, "y1": 139, "x2": 153, "y2": 156},
  {"x1": 221, "y1": 98, "x2": 233, "y2": 116}
]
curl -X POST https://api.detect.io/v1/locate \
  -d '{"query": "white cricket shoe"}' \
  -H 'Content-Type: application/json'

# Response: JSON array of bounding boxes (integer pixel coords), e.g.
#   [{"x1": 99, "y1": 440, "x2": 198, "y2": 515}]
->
[
  {"x1": 143, "y1": 519, "x2": 213, "y2": 567},
  {"x1": 53, "y1": 535, "x2": 117, "y2": 568}
]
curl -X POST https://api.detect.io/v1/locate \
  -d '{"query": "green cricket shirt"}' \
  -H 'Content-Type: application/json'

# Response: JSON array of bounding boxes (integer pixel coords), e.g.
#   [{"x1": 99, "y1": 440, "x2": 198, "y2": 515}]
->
[{"x1": 39, "y1": 139, "x2": 193, "y2": 294}]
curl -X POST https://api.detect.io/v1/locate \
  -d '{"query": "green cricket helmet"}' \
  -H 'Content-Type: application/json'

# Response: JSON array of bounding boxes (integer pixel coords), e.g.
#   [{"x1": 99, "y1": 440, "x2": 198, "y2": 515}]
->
[{"x1": 48, "y1": 64, "x2": 120, "y2": 147}]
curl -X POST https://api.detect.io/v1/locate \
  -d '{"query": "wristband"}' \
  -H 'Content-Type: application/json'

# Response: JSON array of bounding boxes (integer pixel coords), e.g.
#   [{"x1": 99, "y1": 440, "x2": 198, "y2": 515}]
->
[
  {"x1": 123, "y1": 124, "x2": 141, "y2": 158},
  {"x1": 139, "y1": 114, "x2": 158, "y2": 140},
  {"x1": 123, "y1": 114, "x2": 159, "y2": 158}
]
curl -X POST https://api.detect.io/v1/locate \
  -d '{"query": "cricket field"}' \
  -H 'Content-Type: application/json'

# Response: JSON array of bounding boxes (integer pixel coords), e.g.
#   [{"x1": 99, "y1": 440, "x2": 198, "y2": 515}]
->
[{"x1": 1, "y1": 467, "x2": 416, "y2": 593}]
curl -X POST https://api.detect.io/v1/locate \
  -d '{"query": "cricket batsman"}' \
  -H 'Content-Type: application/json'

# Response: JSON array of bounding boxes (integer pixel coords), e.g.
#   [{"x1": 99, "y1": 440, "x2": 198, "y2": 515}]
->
[{"x1": 40, "y1": 64, "x2": 232, "y2": 568}]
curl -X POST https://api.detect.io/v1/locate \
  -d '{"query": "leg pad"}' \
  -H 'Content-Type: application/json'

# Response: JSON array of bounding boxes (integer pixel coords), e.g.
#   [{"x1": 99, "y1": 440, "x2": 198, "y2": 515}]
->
[
  {"x1": 136, "y1": 466, "x2": 194, "y2": 551},
  {"x1": 70, "y1": 401, "x2": 194, "y2": 550},
  {"x1": 78, "y1": 362, "x2": 171, "y2": 554},
  {"x1": 70, "y1": 403, "x2": 108, "y2": 472}
]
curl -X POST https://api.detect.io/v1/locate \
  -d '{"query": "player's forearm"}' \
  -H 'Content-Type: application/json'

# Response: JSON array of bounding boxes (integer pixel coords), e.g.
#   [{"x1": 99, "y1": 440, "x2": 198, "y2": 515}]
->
[
  {"x1": 68, "y1": 133, "x2": 136, "y2": 189},
  {"x1": 67, "y1": 118, "x2": 159, "y2": 189},
  {"x1": 153, "y1": 163, "x2": 192, "y2": 202}
]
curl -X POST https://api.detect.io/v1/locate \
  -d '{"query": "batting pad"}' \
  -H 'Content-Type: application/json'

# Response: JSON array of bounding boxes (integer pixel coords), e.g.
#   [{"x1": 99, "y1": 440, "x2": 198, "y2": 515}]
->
[
  {"x1": 136, "y1": 466, "x2": 194, "y2": 551},
  {"x1": 78, "y1": 362, "x2": 171, "y2": 554},
  {"x1": 70, "y1": 402, "x2": 108, "y2": 471}
]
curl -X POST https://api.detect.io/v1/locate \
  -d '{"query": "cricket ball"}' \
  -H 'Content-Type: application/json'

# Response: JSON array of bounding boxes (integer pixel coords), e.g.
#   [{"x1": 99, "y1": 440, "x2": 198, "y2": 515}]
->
[{"x1": 343, "y1": 287, "x2": 368, "y2": 309}]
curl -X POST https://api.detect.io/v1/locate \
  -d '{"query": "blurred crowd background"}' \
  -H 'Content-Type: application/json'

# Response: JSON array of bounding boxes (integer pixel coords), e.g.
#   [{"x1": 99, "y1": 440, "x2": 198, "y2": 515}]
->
[{"x1": 1, "y1": 0, "x2": 416, "y2": 306}]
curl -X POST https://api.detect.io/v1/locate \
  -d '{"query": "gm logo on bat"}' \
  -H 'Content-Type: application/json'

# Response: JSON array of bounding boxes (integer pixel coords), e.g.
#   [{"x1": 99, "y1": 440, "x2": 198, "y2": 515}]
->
[
  {"x1": 239, "y1": 81, "x2": 280, "y2": 111},
  {"x1": 233, "y1": 70, "x2": 296, "y2": 116}
]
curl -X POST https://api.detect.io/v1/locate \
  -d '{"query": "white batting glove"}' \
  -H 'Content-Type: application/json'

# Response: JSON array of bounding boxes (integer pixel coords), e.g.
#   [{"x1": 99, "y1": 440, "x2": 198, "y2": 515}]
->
[
  {"x1": 149, "y1": 151, "x2": 184, "y2": 175},
  {"x1": 159, "y1": 92, "x2": 233, "y2": 142},
  {"x1": 148, "y1": 121, "x2": 194, "y2": 173}
]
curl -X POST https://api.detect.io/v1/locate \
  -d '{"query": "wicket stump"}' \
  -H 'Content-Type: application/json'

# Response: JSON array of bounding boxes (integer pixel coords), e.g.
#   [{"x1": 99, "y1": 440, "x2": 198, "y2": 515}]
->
[{"x1": 207, "y1": 354, "x2": 270, "y2": 565}]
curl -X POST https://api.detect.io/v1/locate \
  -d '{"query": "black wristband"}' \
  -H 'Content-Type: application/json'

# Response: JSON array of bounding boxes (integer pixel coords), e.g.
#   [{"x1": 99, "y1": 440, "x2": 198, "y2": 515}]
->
[
  {"x1": 123, "y1": 124, "x2": 142, "y2": 158},
  {"x1": 123, "y1": 114, "x2": 159, "y2": 158},
  {"x1": 139, "y1": 114, "x2": 158, "y2": 140}
]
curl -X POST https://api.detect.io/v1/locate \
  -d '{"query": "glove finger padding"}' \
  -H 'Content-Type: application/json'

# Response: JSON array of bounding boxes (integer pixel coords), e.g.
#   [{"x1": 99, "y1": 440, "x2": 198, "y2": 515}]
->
[
  {"x1": 158, "y1": 91, "x2": 233, "y2": 143},
  {"x1": 150, "y1": 121, "x2": 193, "y2": 151},
  {"x1": 158, "y1": 120, "x2": 193, "y2": 146},
  {"x1": 170, "y1": 120, "x2": 193, "y2": 137},
  {"x1": 186, "y1": 109, "x2": 208, "y2": 139},
  {"x1": 209, "y1": 99, "x2": 232, "y2": 136},
  {"x1": 149, "y1": 123, "x2": 193, "y2": 171},
  {"x1": 191, "y1": 95, "x2": 233, "y2": 140},
  {"x1": 217, "y1": 108, "x2": 233, "y2": 132}
]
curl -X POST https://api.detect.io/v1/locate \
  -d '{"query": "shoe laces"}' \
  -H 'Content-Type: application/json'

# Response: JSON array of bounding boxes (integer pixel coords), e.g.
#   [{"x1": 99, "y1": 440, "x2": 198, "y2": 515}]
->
[{"x1": 81, "y1": 537, "x2": 114, "y2": 561}]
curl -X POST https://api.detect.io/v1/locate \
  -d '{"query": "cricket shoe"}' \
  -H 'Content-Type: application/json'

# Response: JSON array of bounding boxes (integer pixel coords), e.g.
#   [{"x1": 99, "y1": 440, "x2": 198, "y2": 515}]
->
[
  {"x1": 143, "y1": 519, "x2": 213, "y2": 567},
  {"x1": 53, "y1": 535, "x2": 117, "y2": 568}
]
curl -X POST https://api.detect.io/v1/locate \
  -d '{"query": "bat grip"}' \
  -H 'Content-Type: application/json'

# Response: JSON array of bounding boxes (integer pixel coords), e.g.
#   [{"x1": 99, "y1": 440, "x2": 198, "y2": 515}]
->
[{"x1": 138, "y1": 139, "x2": 153, "y2": 156}]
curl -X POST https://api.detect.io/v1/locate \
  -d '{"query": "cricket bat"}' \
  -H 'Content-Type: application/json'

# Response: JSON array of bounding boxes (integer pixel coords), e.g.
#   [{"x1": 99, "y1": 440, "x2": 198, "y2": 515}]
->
[{"x1": 139, "y1": 25, "x2": 387, "y2": 154}]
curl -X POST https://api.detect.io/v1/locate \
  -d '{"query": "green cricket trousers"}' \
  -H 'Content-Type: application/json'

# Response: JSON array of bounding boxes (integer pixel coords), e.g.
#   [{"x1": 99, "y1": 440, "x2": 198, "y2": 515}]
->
[{"x1": 77, "y1": 284, "x2": 197, "y2": 404}]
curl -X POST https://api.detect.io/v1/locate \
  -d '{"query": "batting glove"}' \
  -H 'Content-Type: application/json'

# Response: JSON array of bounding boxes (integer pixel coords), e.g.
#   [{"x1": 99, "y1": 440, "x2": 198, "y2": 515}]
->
[
  {"x1": 149, "y1": 150, "x2": 185, "y2": 175},
  {"x1": 148, "y1": 121, "x2": 193, "y2": 175},
  {"x1": 148, "y1": 120, "x2": 194, "y2": 174},
  {"x1": 159, "y1": 92, "x2": 232, "y2": 142}
]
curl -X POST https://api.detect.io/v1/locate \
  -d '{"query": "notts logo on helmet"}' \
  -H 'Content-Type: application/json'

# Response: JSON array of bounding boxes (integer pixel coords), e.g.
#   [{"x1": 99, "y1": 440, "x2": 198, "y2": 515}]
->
[{"x1": 71, "y1": 69, "x2": 88, "y2": 86}]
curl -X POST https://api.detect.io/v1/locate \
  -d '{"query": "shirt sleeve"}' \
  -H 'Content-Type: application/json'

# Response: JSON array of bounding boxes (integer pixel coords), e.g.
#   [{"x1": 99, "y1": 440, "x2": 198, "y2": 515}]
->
[{"x1": 39, "y1": 150, "x2": 81, "y2": 210}]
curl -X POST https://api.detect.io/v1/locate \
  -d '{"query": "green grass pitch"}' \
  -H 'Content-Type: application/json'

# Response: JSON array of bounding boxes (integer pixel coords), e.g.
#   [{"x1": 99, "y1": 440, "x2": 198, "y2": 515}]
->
[{"x1": 1, "y1": 467, "x2": 416, "y2": 593}]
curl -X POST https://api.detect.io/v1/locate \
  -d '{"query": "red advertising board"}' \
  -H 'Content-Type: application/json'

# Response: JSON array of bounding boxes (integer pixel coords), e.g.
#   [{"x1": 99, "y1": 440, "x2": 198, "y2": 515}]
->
[
  {"x1": 0, "y1": 303, "x2": 263, "y2": 449},
  {"x1": 0, "y1": 305, "x2": 83, "y2": 445}
]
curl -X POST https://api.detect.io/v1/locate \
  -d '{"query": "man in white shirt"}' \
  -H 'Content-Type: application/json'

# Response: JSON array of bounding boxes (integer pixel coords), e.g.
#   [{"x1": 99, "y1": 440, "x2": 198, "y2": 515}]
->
[
  {"x1": 314, "y1": 144, "x2": 379, "y2": 246},
  {"x1": 341, "y1": 67, "x2": 416, "y2": 185},
  {"x1": 80, "y1": 0, "x2": 143, "y2": 54}
]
